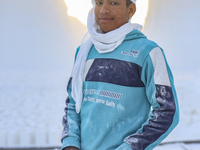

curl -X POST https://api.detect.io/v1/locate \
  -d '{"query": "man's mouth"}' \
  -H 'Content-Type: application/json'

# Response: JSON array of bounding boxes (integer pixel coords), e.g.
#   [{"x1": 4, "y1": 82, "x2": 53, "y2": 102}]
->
[{"x1": 99, "y1": 18, "x2": 114, "y2": 22}]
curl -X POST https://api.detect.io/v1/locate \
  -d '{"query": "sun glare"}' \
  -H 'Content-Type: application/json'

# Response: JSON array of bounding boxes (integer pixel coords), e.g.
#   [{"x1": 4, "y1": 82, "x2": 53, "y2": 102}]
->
[
  {"x1": 132, "y1": 0, "x2": 149, "y2": 26},
  {"x1": 64, "y1": 0, "x2": 93, "y2": 25},
  {"x1": 64, "y1": 0, "x2": 149, "y2": 26}
]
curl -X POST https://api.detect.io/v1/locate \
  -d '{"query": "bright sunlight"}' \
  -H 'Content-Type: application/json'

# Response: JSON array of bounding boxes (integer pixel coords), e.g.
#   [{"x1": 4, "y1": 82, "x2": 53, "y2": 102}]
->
[{"x1": 64, "y1": 0, "x2": 149, "y2": 26}]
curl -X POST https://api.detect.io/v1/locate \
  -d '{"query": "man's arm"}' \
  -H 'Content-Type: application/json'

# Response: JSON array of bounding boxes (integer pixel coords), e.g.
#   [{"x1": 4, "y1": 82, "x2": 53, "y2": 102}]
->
[
  {"x1": 116, "y1": 47, "x2": 179, "y2": 150},
  {"x1": 61, "y1": 47, "x2": 81, "y2": 150},
  {"x1": 61, "y1": 77, "x2": 81, "y2": 150}
]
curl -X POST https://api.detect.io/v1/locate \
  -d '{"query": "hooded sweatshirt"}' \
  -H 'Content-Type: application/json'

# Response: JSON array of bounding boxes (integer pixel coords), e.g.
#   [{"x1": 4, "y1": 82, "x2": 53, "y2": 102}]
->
[{"x1": 61, "y1": 29, "x2": 179, "y2": 150}]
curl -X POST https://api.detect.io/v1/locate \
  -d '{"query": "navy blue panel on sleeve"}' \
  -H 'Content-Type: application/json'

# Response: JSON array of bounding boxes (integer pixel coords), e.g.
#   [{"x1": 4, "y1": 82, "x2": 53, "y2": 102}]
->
[
  {"x1": 61, "y1": 77, "x2": 73, "y2": 141},
  {"x1": 67, "y1": 77, "x2": 72, "y2": 91},
  {"x1": 85, "y1": 58, "x2": 144, "y2": 87},
  {"x1": 125, "y1": 85, "x2": 176, "y2": 149},
  {"x1": 61, "y1": 97, "x2": 70, "y2": 141}
]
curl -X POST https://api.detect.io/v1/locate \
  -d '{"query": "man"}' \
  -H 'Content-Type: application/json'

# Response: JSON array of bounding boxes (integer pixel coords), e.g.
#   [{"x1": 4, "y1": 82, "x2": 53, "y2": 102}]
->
[{"x1": 61, "y1": 0, "x2": 179, "y2": 150}]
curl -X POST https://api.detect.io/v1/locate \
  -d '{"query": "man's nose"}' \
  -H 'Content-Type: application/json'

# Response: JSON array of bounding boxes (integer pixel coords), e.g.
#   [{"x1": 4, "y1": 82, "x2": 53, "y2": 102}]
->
[{"x1": 100, "y1": 4, "x2": 110, "y2": 14}]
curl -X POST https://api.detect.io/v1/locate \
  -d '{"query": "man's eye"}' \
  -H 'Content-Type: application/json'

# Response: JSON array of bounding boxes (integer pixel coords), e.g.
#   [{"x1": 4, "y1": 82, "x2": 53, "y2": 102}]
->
[
  {"x1": 96, "y1": 2, "x2": 102, "y2": 5},
  {"x1": 111, "y1": 1, "x2": 118, "y2": 5}
]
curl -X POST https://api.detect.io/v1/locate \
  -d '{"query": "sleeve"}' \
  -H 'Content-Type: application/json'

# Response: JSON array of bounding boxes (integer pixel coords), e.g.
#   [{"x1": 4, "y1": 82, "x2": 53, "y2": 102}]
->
[
  {"x1": 61, "y1": 47, "x2": 81, "y2": 150},
  {"x1": 117, "y1": 47, "x2": 179, "y2": 150}
]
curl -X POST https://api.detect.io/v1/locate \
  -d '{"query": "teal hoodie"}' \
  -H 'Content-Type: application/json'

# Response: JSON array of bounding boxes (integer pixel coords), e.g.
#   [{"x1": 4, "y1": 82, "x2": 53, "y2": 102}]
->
[{"x1": 61, "y1": 29, "x2": 179, "y2": 150}]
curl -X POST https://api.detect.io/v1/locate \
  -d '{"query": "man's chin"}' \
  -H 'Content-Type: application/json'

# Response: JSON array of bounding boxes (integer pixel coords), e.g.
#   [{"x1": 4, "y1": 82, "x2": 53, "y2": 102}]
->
[{"x1": 99, "y1": 25, "x2": 116, "y2": 33}]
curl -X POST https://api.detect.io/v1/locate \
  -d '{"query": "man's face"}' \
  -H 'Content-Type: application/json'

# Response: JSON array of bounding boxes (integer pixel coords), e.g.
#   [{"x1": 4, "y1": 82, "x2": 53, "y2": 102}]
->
[{"x1": 94, "y1": 0, "x2": 133, "y2": 33}]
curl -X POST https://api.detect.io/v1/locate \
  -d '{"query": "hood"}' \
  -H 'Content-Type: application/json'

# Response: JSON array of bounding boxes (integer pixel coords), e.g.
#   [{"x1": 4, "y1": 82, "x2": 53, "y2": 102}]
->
[{"x1": 124, "y1": 29, "x2": 147, "y2": 41}]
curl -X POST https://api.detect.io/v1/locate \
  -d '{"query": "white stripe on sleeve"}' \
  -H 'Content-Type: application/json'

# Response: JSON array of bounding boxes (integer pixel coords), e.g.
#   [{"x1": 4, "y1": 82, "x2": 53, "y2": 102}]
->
[{"x1": 149, "y1": 47, "x2": 171, "y2": 87}]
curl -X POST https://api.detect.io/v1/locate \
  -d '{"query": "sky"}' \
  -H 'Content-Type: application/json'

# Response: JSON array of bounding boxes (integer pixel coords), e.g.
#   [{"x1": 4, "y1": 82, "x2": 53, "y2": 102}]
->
[{"x1": 64, "y1": 0, "x2": 149, "y2": 26}]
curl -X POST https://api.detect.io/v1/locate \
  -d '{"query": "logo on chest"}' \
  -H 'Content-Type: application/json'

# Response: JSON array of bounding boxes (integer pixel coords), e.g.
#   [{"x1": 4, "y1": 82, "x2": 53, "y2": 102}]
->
[{"x1": 121, "y1": 49, "x2": 140, "y2": 57}]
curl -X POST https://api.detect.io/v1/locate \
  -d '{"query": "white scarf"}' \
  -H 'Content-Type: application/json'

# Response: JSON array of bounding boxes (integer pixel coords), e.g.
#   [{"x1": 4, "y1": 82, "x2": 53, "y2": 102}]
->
[{"x1": 71, "y1": 0, "x2": 141, "y2": 113}]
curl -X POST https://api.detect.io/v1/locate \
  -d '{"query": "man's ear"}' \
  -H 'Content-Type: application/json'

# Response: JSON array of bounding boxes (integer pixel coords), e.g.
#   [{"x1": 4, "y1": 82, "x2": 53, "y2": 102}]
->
[{"x1": 128, "y1": 3, "x2": 136, "y2": 18}]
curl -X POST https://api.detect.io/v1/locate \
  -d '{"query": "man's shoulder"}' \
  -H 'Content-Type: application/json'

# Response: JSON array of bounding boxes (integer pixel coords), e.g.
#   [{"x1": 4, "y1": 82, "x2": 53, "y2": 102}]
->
[{"x1": 123, "y1": 36, "x2": 160, "y2": 54}]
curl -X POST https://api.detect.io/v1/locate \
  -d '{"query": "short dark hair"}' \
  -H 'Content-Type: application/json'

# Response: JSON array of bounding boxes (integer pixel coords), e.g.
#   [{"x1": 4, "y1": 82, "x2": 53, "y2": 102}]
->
[{"x1": 126, "y1": 0, "x2": 133, "y2": 7}]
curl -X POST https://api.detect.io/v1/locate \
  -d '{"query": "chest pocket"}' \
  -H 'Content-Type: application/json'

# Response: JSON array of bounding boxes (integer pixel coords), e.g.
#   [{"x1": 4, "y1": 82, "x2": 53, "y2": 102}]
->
[{"x1": 85, "y1": 58, "x2": 144, "y2": 87}]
